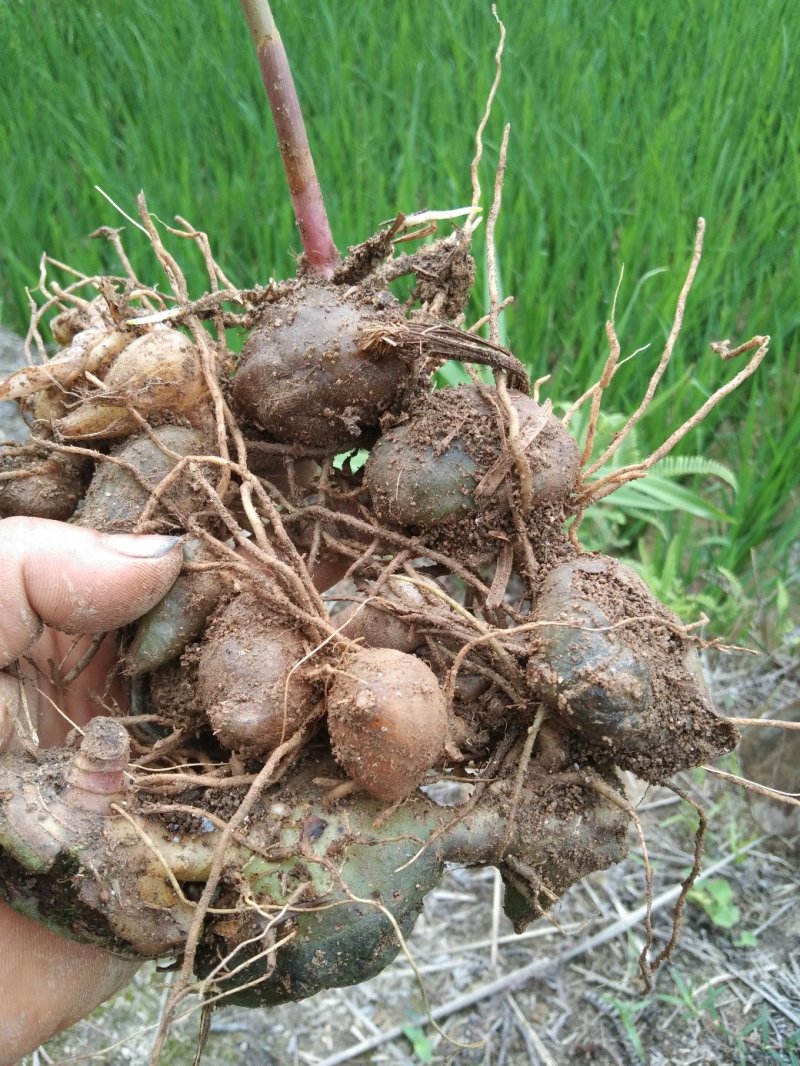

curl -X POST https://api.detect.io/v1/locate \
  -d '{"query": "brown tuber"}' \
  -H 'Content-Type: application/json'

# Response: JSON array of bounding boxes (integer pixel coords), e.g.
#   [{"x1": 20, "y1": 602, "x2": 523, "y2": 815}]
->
[
  {"x1": 56, "y1": 328, "x2": 209, "y2": 439},
  {"x1": 326, "y1": 647, "x2": 448, "y2": 802},
  {"x1": 0, "y1": 447, "x2": 89, "y2": 521},
  {"x1": 78, "y1": 424, "x2": 206, "y2": 532},
  {"x1": 331, "y1": 576, "x2": 430, "y2": 654},
  {"x1": 198, "y1": 593, "x2": 317, "y2": 754},
  {"x1": 232, "y1": 285, "x2": 411, "y2": 450}
]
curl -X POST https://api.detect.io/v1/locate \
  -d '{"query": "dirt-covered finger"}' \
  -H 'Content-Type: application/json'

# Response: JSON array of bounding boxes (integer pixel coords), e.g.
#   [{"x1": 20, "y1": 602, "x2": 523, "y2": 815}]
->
[{"x1": 0, "y1": 517, "x2": 183, "y2": 667}]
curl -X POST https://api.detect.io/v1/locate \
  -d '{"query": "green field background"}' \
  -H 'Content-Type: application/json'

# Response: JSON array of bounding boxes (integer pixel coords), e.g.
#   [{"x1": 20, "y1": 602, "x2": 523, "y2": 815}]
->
[{"x1": 1, "y1": 1, "x2": 797, "y2": 627}]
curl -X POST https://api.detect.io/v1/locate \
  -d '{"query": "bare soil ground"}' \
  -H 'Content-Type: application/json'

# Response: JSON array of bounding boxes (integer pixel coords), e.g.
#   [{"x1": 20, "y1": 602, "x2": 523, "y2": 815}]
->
[{"x1": 28, "y1": 644, "x2": 798, "y2": 1066}]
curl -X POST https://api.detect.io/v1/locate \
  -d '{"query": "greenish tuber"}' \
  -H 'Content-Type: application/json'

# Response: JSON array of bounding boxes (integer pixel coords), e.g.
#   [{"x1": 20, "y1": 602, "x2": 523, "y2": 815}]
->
[
  {"x1": 365, "y1": 385, "x2": 580, "y2": 528},
  {"x1": 0, "y1": 742, "x2": 631, "y2": 1001},
  {"x1": 526, "y1": 554, "x2": 739, "y2": 780},
  {"x1": 125, "y1": 538, "x2": 225, "y2": 675},
  {"x1": 77, "y1": 424, "x2": 206, "y2": 532}
]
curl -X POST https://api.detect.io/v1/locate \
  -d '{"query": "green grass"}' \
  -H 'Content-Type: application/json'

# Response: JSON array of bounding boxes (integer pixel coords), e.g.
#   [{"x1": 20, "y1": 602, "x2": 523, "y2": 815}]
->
[{"x1": 0, "y1": 0, "x2": 797, "y2": 625}]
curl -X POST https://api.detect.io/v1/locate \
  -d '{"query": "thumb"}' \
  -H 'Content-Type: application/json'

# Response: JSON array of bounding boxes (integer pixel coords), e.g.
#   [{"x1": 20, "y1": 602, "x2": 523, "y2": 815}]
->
[
  {"x1": 0, "y1": 517, "x2": 184, "y2": 667},
  {"x1": 0, "y1": 900, "x2": 140, "y2": 1064}
]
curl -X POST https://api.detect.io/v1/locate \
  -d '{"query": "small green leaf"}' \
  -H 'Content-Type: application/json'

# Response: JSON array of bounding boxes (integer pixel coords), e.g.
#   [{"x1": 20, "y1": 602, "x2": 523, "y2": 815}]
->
[
  {"x1": 687, "y1": 877, "x2": 741, "y2": 929},
  {"x1": 402, "y1": 1025, "x2": 434, "y2": 1063},
  {"x1": 734, "y1": 930, "x2": 758, "y2": 948},
  {"x1": 706, "y1": 878, "x2": 735, "y2": 905},
  {"x1": 715, "y1": 565, "x2": 747, "y2": 604},
  {"x1": 348, "y1": 448, "x2": 370, "y2": 473},
  {"x1": 332, "y1": 448, "x2": 370, "y2": 474}
]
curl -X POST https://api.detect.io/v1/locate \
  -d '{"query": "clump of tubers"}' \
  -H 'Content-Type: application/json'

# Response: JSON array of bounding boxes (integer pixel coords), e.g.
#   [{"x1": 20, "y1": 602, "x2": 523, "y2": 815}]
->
[{"x1": 0, "y1": 197, "x2": 753, "y2": 1028}]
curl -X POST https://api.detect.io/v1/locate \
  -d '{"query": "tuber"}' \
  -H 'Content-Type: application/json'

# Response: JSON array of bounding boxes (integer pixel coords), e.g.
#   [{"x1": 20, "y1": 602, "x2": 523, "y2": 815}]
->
[
  {"x1": 77, "y1": 423, "x2": 206, "y2": 532},
  {"x1": 365, "y1": 385, "x2": 580, "y2": 528},
  {"x1": 0, "y1": 741, "x2": 631, "y2": 1001},
  {"x1": 233, "y1": 285, "x2": 411, "y2": 450},
  {"x1": 198, "y1": 593, "x2": 318, "y2": 755},
  {"x1": 331, "y1": 576, "x2": 430, "y2": 654},
  {"x1": 56, "y1": 328, "x2": 209, "y2": 439},
  {"x1": 326, "y1": 647, "x2": 448, "y2": 801},
  {"x1": 0, "y1": 446, "x2": 89, "y2": 521},
  {"x1": 526, "y1": 554, "x2": 739, "y2": 779}
]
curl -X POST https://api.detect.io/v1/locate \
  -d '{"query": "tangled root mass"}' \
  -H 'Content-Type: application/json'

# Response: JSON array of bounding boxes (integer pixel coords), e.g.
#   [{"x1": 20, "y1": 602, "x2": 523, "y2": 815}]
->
[{"x1": 0, "y1": 204, "x2": 749, "y2": 1014}]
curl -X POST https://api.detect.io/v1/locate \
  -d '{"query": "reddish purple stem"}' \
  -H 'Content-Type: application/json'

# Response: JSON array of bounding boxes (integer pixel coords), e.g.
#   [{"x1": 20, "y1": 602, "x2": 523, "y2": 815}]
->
[{"x1": 242, "y1": 1, "x2": 340, "y2": 276}]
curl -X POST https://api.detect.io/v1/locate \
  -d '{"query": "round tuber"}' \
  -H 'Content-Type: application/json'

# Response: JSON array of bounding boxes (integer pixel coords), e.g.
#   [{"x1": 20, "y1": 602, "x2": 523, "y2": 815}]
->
[
  {"x1": 198, "y1": 593, "x2": 317, "y2": 754},
  {"x1": 365, "y1": 385, "x2": 580, "y2": 528},
  {"x1": 326, "y1": 647, "x2": 447, "y2": 802},
  {"x1": 232, "y1": 285, "x2": 411, "y2": 450}
]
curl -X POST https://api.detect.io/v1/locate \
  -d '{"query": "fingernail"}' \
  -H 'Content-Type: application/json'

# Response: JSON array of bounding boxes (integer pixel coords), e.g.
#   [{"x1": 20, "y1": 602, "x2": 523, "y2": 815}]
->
[{"x1": 103, "y1": 534, "x2": 181, "y2": 559}]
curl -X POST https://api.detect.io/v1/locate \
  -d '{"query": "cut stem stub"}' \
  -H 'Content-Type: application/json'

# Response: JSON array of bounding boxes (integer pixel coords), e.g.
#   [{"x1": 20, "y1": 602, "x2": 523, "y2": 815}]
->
[{"x1": 65, "y1": 717, "x2": 131, "y2": 815}]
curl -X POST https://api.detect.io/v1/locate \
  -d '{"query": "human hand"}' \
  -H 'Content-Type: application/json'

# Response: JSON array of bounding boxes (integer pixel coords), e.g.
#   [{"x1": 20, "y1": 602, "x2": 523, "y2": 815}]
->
[{"x1": 0, "y1": 517, "x2": 183, "y2": 1063}]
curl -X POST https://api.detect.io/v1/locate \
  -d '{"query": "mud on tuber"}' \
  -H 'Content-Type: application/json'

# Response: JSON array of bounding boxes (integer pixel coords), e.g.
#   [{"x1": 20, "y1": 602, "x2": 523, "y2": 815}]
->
[{"x1": 0, "y1": 1, "x2": 773, "y2": 1054}]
